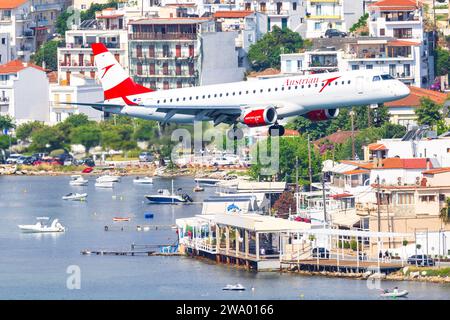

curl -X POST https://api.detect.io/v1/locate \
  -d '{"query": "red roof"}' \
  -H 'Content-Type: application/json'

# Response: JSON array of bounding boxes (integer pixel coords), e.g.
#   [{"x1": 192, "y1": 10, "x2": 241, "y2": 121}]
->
[
  {"x1": 314, "y1": 130, "x2": 356, "y2": 146},
  {"x1": 340, "y1": 160, "x2": 374, "y2": 170},
  {"x1": 342, "y1": 169, "x2": 370, "y2": 175},
  {"x1": 387, "y1": 40, "x2": 420, "y2": 46},
  {"x1": 369, "y1": 0, "x2": 422, "y2": 11},
  {"x1": 422, "y1": 167, "x2": 450, "y2": 175},
  {"x1": 0, "y1": 60, "x2": 46, "y2": 75},
  {"x1": 214, "y1": 11, "x2": 254, "y2": 19},
  {"x1": 368, "y1": 143, "x2": 388, "y2": 151},
  {"x1": 0, "y1": 0, "x2": 28, "y2": 9},
  {"x1": 376, "y1": 158, "x2": 431, "y2": 169},
  {"x1": 331, "y1": 193, "x2": 353, "y2": 199},
  {"x1": 385, "y1": 86, "x2": 449, "y2": 108}
]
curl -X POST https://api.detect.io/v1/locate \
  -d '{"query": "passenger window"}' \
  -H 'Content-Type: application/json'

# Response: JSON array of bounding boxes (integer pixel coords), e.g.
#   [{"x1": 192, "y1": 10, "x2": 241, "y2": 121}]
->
[
  {"x1": 163, "y1": 99, "x2": 166, "y2": 103},
  {"x1": 232, "y1": 92, "x2": 235, "y2": 96},
  {"x1": 253, "y1": 90, "x2": 256, "y2": 93},
  {"x1": 246, "y1": 90, "x2": 249, "y2": 94},
  {"x1": 208, "y1": 95, "x2": 211, "y2": 98},
  {"x1": 301, "y1": 85, "x2": 304, "y2": 89},
  {"x1": 268, "y1": 88, "x2": 271, "y2": 92},
  {"x1": 226, "y1": 93, "x2": 229, "y2": 96},
  {"x1": 189, "y1": 97, "x2": 192, "y2": 100},
  {"x1": 157, "y1": 100, "x2": 160, "y2": 104},
  {"x1": 308, "y1": 85, "x2": 311, "y2": 88},
  {"x1": 196, "y1": 96, "x2": 199, "y2": 100},
  {"x1": 295, "y1": 86, "x2": 298, "y2": 89},
  {"x1": 315, "y1": 84, "x2": 318, "y2": 87},
  {"x1": 341, "y1": 81, "x2": 344, "y2": 85},
  {"x1": 214, "y1": 94, "x2": 217, "y2": 98},
  {"x1": 348, "y1": 80, "x2": 351, "y2": 84},
  {"x1": 275, "y1": 88, "x2": 278, "y2": 91},
  {"x1": 183, "y1": 97, "x2": 186, "y2": 101},
  {"x1": 238, "y1": 91, "x2": 241, "y2": 95},
  {"x1": 260, "y1": 89, "x2": 263, "y2": 93}
]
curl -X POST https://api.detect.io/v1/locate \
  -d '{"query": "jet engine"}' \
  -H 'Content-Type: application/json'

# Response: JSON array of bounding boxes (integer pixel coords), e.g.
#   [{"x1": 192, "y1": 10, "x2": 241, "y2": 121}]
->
[
  {"x1": 239, "y1": 106, "x2": 278, "y2": 127},
  {"x1": 305, "y1": 108, "x2": 339, "y2": 121}
]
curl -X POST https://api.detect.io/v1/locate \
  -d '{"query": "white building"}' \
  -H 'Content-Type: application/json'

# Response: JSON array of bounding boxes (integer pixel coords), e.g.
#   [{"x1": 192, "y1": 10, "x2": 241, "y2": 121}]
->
[
  {"x1": 0, "y1": 59, "x2": 49, "y2": 124},
  {"x1": 0, "y1": 0, "x2": 36, "y2": 62},
  {"x1": 235, "y1": 0, "x2": 306, "y2": 33},
  {"x1": 128, "y1": 17, "x2": 245, "y2": 90},
  {"x1": 57, "y1": 7, "x2": 129, "y2": 83},
  {"x1": 305, "y1": 0, "x2": 346, "y2": 38},
  {"x1": 49, "y1": 74, "x2": 103, "y2": 124},
  {"x1": 213, "y1": 10, "x2": 268, "y2": 69},
  {"x1": 0, "y1": 33, "x2": 11, "y2": 64},
  {"x1": 368, "y1": 0, "x2": 434, "y2": 87}
]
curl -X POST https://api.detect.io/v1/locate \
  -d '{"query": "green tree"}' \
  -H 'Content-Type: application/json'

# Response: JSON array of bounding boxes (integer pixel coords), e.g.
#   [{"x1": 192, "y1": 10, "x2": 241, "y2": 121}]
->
[
  {"x1": 80, "y1": 1, "x2": 119, "y2": 21},
  {"x1": 55, "y1": 114, "x2": 92, "y2": 143},
  {"x1": 0, "y1": 135, "x2": 16, "y2": 150},
  {"x1": 29, "y1": 126, "x2": 64, "y2": 152},
  {"x1": 0, "y1": 115, "x2": 15, "y2": 131},
  {"x1": 415, "y1": 97, "x2": 443, "y2": 127},
  {"x1": 349, "y1": 13, "x2": 369, "y2": 33},
  {"x1": 133, "y1": 119, "x2": 158, "y2": 141},
  {"x1": 70, "y1": 124, "x2": 101, "y2": 155},
  {"x1": 435, "y1": 47, "x2": 450, "y2": 77},
  {"x1": 249, "y1": 136, "x2": 321, "y2": 185},
  {"x1": 15, "y1": 121, "x2": 45, "y2": 141},
  {"x1": 248, "y1": 26, "x2": 304, "y2": 71},
  {"x1": 100, "y1": 124, "x2": 136, "y2": 150},
  {"x1": 31, "y1": 40, "x2": 62, "y2": 71}
]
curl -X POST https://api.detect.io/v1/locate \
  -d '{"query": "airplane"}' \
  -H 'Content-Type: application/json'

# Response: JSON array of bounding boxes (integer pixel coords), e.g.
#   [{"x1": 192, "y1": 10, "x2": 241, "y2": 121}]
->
[{"x1": 67, "y1": 43, "x2": 410, "y2": 138}]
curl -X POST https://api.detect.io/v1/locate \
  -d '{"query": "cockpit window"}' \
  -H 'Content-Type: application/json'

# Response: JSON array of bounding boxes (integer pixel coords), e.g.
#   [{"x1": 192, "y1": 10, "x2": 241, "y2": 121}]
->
[
  {"x1": 381, "y1": 74, "x2": 394, "y2": 80},
  {"x1": 373, "y1": 76, "x2": 381, "y2": 81}
]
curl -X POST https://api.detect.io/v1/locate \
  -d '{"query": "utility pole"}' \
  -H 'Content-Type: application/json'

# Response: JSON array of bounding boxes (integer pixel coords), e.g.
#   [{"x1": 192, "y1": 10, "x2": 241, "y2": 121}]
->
[
  {"x1": 322, "y1": 172, "x2": 327, "y2": 226},
  {"x1": 307, "y1": 134, "x2": 312, "y2": 191},
  {"x1": 377, "y1": 175, "x2": 381, "y2": 232},
  {"x1": 295, "y1": 156, "x2": 299, "y2": 195},
  {"x1": 367, "y1": 105, "x2": 371, "y2": 128},
  {"x1": 350, "y1": 109, "x2": 355, "y2": 160}
]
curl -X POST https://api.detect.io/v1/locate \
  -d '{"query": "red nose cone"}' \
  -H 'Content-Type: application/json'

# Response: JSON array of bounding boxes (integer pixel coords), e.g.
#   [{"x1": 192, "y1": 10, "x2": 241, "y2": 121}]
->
[{"x1": 91, "y1": 43, "x2": 108, "y2": 56}]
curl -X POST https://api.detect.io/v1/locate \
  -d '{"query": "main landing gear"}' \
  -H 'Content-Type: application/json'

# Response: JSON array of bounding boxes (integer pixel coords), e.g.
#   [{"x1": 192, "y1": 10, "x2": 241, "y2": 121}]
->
[
  {"x1": 268, "y1": 124, "x2": 285, "y2": 137},
  {"x1": 227, "y1": 126, "x2": 244, "y2": 140}
]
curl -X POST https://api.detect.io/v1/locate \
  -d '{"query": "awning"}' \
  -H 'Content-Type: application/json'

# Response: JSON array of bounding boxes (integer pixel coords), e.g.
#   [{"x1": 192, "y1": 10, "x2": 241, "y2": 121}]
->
[
  {"x1": 331, "y1": 193, "x2": 353, "y2": 199},
  {"x1": 331, "y1": 213, "x2": 362, "y2": 228}
]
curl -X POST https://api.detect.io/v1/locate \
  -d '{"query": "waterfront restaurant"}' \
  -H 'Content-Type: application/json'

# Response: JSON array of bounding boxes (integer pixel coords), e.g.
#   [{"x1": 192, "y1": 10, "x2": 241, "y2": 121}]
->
[{"x1": 176, "y1": 213, "x2": 414, "y2": 272}]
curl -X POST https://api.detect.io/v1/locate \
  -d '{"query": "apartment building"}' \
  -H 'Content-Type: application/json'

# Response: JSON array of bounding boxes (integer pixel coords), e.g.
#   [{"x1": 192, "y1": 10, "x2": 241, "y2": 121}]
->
[
  {"x1": 0, "y1": 0, "x2": 36, "y2": 62},
  {"x1": 235, "y1": 0, "x2": 305, "y2": 33},
  {"x1": 128, "y1": 17, "x2": 245, "y2": 90},
  {"x1": 31, "y1": 0, "x2": 69, "y2": 37},
  {"x1": 213, "y1": 10, "x2": 268, "y2": 69},
  {"x1": 57, "y1": 7, "x2": 129, "y2": 83},
  {"x1": 305, "y1": 0, "x2": 346, "y2": 38},
  {"x1": 49, "y1": 74, "x2": 103, "y2": 124},
  {"x1": 0, "y1": 59, "x2": 49, "y2": 124}
]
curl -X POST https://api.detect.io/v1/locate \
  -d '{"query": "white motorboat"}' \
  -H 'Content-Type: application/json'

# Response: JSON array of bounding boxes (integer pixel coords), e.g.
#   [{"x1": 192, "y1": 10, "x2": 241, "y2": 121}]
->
[
  {"x1": 62, "y1": 192, "x2": 87, "y2": 201},
  {"x1": 18, "y1": 218, "x2": 65, "y2": 233},
  {"x1": 96, "y1": 175, "x2": 120, "y2": 183},
  {"x1": 222, "y1": 284, "x2": 246, "y2": 291},
  {"x1": 133, "y1": 176, "x2": 153, "y2": 184},
  {"x1": 95, "y1": 181, "x2": 114, "y2": 188},
  {"x1": 145, "y1": 180, "x2": 193, "y2": 204},
  {"x1": 69, "y1": 175, "x2": 88, "y2": 186},
  {"x1": 194, "y1": 178, "x2": 222, "y2": 187},
  {"x1": 380, "y1": 289, "x2": 408, "y2": 298}
]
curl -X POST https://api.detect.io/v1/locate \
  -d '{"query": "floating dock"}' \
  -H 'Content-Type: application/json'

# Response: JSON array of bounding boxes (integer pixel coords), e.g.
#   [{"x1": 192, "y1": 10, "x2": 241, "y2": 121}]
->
[{"x1": 81, "y1": 243, "x2": 181, "y2": 256}]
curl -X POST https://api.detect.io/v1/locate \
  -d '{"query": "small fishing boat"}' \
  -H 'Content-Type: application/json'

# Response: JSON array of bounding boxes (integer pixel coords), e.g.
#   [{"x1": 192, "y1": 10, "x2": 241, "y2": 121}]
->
[
  {"x1": 222, "y1": 284, "x2": 246, "y2": 291},
  {"x1": 62, "y1": 192, "x2": 87, "y2": 201},
  {"x1": 96, "y1": 175, "x2": 120, "y2": 183},
  {"x1": 133, "y1": 176, "x2": 153, "y2": 184},
  {"x1": 95, "y1": 181, "x2": 114, "y2": 188},
  {"x1": 193, "y1": 185, "x2": 204, "y2": 192},
  {"x1": 113, "y1": 217, "x2": 130, "y2": 222},
  {"x1": 69, "y1": 175, "x2": 88, "y2": 186},
  {"x1": 18, "y1": 218, "x2": 65, "y2": 233},
  {"x1": 380, "y1": 288, "x2": 408, "y2": 298}
]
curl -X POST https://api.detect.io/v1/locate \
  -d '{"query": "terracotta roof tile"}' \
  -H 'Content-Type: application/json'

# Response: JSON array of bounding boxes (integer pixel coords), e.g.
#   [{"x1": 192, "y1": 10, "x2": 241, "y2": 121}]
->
[
  {"x1": 369, "y1": 0, "x2": 422, "y2": 11},
  {"x1": 0, "y1": 0, "x2": 28, "y2": 9},
  {"x1": 214, "y1": 11, "x2": 254, "y2": 19},
  {"x1": 368, "y1": 143, "x2": 388, "y2": 151},
  {"x1": 0, "y1": 60, "x2": 46, "y2": 75},
  {"x1": 422, "y1": 167, "x2": 450, "y2": 175},
  {"x1": 342, "y1": 169, "x2": 370, "y2": 175}
]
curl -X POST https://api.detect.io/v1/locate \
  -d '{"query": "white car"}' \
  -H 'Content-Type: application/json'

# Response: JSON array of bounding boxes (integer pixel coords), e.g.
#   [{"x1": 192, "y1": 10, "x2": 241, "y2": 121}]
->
[
  {"x1": 6, "y1": 154, "x2": 22, "y2": 164},
  {"x1": 212, "y1": 157, "x2": 236, "y2": 166}
]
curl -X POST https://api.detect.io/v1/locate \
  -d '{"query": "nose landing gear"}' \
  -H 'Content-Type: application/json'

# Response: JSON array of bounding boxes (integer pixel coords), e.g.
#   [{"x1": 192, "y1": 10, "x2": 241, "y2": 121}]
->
[{"x1": 268, "y1": 124, "x2": 285, "y2": 137}]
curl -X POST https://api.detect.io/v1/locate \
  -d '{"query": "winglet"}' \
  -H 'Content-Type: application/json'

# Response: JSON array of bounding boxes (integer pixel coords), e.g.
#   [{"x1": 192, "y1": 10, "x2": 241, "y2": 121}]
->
[{"x1": 91, "y1": 43, "x2": 108, "y2": 56}]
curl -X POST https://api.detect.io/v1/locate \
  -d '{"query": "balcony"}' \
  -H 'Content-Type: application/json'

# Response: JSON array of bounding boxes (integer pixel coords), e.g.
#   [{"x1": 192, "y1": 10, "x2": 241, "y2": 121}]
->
[
  {"x1": 130, "y1": 33, "x2": 197, "y2": 41},
  {"x1": 266, "y1": 10, "x2": 290, "y2": 17},
  {"x1": 33, "y1": 3, "x2": 63, "y2": 12},
  {"x1": 15, "y1": 14, "x2": 32, "y2": 22},
  {"x1": 306, "y1": 14, "x2": 342, "y2": 20},
  {"x1": 17, "y1": 30, "x2": 34, "y2": 38},
  {"x1": 131, "y1": 54, "x2": 198, "y2": 61},
  {"x1": 59, "y1": 61, "x2": 95, "y2": 69},
  {"x1": 134, "y1": 71, "x2": 197, "y2": 78}
]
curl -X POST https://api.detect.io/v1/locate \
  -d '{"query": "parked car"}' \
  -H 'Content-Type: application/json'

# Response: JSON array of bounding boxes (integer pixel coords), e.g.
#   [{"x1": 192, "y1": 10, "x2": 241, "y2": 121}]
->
[
  {"x1": 6, "y1": 153, "x2": 22, "y2": 164},
  {"x1": 312, "y1": 247, "x2": 330, "y2": 259},
  {"x1": 324, "y1": 29, "x2": 347, "y2": 38},
  {"x1": 81, "y1": 158, "x2": 95, "y2": 167},
  {"x1": 32, "y1": 153, "x2": 47, "y2": 159},
  {"x1": 16, "y1": 156, "x2": 28, "y2": 164},
  {"x1": 407, "y1": 254, "x2": 435, "y2": 266},
  {"x1": 212, "y1": 156, "x2": 235, "y2": 166},
  {"x1": 139, "y1": 152, "x2": 153, "y2": 162}
]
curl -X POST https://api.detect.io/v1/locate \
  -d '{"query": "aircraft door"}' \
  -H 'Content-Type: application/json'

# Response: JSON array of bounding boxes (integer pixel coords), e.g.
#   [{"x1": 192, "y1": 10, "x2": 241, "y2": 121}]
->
[{"x1": 356, "y1": 76, "x2": 364, "y2": 94}]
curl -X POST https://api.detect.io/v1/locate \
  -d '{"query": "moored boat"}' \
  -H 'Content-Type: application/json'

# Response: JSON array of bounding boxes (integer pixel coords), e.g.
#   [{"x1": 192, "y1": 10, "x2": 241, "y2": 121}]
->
[
  {"x1": 96, "y1": 175, "x2": 120, "y2": 183},
  {"x1": 69, "y1": 175, "x2": 88, "y2": 186},
  {"x1": 18, "y1": 218, "x2": 65, "y2": 233},
  {"x1": 113, "y1": 217, "x2": 130, "y2": 222},
  {"x1": 222, "y1": 284, "x2": 246, "y2": 291},
  {"x1": 380, "y1": 288, "x2": 408, "y2": 298},
  {"x1": 133, "y1": 176, "x2": 153, "y2": 184},
  {"x1": 95, "y1": 181, "x2": 114, "y2": 188},
  {"x1": 62, "y1": 192, "x2": 87, "y2": 201},
  {"x1": 194, "y1": 178, "x2": 222, "y2": 187}
]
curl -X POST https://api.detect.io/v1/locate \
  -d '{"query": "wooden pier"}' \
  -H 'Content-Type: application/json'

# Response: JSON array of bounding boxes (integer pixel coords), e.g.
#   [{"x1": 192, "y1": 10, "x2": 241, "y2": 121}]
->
[
  {"x1": 81, "y1": 243, "x2": 182, "y2": 257},
  {"x1": 281, "y1": 259, "x2": 403, "y2": 274}
]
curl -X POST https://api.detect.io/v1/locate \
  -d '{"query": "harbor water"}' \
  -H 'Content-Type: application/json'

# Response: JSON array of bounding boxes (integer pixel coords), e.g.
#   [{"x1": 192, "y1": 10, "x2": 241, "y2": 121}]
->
[{"x1": 1, "y1": 175, "x2": 449, "y2": 300}]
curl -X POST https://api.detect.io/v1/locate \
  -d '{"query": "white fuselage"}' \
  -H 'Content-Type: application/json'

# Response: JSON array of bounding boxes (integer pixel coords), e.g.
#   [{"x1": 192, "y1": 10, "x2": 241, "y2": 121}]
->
[{"x1": 109, "y1": 70, "x2": 410, "y2": 123}]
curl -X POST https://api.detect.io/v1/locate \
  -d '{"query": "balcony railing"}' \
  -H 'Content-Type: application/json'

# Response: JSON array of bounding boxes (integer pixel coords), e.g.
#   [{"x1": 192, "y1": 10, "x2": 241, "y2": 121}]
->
[
  {"x1": 59, "y1": 61, "x2": 95, "y2": 67},
  {"x1": 266, "y1": 10, "x2": 290, "y2": 16},
  {"x1": 306, "y1": 14, "x2": 342, "y2": 20},
  {"x1": 130, "y1": 54, "x2": 197, "y2": 60},
  {"x1": 130, "y1": 33, "x2": 197, "y2": 41}
]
